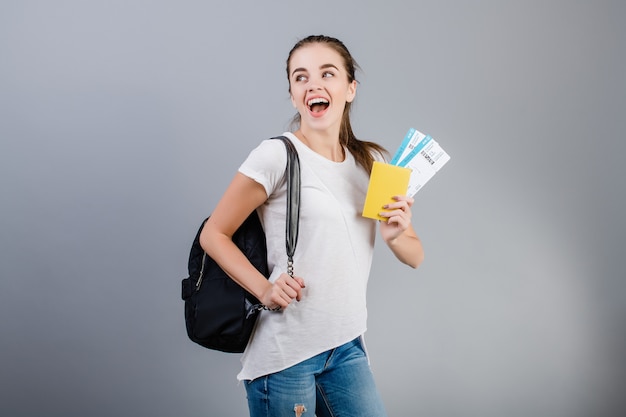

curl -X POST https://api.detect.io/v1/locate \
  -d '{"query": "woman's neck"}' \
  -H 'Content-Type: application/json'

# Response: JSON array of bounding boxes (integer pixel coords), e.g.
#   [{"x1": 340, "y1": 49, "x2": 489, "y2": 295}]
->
[{"x1": 295, "y1": 128, "x2": 345, "y2": 162}]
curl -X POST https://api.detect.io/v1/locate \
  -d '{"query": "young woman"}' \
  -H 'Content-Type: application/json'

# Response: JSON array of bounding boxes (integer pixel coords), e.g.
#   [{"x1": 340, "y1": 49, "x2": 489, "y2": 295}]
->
[{"x1": 200, "y1": 35, "x2": 424, "y2": 417}]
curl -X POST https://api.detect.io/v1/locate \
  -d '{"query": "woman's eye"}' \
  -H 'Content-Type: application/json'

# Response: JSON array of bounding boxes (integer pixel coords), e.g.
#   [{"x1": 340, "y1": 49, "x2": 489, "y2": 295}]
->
[
  {"x1": 295, "y1": 74, "x2": 307, "y2": 82},
  {"x1": 322, "y1": 71, "x2": 334, "y2": 78}
]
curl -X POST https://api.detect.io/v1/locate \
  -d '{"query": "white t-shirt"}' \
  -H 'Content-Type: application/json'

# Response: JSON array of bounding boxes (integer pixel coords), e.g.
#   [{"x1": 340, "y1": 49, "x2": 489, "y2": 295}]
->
[{"x1": 236, "y1": 132, "x2": 379, "y2": 381}]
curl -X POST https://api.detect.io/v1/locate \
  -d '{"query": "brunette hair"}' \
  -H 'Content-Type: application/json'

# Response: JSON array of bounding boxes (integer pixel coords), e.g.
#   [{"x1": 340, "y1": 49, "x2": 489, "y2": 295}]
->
[{"x1": 286, "y1": 35, "x2": 387, "y2": 173}]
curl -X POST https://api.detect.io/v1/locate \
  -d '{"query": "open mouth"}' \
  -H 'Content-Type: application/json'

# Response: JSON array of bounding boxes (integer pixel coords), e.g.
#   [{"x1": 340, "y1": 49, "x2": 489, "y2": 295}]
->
[{"x1": 307, "y1": 97, "x2": 329, "y2": 114}]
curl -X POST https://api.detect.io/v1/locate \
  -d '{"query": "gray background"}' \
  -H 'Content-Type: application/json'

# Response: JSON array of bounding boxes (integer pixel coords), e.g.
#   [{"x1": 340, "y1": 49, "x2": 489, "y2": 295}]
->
[{"x1": 1, "y1": 1, "x2": 625, "y2": 416}]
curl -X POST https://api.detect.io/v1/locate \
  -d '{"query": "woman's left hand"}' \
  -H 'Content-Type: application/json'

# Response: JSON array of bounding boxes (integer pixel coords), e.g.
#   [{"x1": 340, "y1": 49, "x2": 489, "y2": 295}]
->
[{"x1": 378, "y1": 195, "x2": 413, "y2": 243}]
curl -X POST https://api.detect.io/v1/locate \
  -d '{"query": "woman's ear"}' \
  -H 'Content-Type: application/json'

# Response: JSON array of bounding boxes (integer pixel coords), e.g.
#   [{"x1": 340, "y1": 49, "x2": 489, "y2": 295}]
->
[{"x1": 346, "y1": 80, "x2": 357, "y2": 103}]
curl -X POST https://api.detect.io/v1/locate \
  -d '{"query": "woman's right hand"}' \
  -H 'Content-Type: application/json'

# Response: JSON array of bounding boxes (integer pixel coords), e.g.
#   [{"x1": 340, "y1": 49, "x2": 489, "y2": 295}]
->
[{"x1": 261, "y1": 273, "x2": 306, "y2": 310}]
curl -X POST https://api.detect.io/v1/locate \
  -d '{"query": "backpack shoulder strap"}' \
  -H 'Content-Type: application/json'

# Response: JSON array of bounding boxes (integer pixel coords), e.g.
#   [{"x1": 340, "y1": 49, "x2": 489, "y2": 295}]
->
[{"x1": 271, "y1": 136, "x2": 300, "y2": 277}]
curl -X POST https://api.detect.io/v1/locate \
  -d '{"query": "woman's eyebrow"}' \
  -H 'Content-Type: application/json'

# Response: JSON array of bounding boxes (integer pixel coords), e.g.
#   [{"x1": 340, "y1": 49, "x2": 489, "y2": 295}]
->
[
  {"x1": 319, "y1": 63, "x2": 339, "y2": 71},
  {"x1": 291, "y1": 64, "x2": 339, "y2": 77}
]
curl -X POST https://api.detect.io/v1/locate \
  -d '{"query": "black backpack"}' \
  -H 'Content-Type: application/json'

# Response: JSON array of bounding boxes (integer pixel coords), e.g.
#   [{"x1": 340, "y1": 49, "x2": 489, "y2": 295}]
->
[{"x1": 181, "y1": 136, "x2": 300, "y2": 352}]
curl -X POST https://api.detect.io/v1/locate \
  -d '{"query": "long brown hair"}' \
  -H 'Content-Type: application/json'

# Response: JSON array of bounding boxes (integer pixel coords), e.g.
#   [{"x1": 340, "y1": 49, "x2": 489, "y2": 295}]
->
[{"x1": 286, "y1": 35, "x2": 387, "y2": 173}]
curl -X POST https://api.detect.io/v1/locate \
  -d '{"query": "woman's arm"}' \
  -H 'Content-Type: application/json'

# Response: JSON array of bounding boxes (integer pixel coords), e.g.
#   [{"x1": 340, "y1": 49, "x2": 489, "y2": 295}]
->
[
  {"x1": 378, "y1": 195, "x2": 425, "y2": 268},
  {"x1": 199, "y1": 172, "x2": 304, "y2": 309}
]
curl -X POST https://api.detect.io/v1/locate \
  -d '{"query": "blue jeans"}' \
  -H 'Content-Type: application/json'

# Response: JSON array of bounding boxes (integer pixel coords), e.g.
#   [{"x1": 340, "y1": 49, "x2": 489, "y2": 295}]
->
[{"x1": 244, "y1": 337, "x2": 387, "y2": 417}]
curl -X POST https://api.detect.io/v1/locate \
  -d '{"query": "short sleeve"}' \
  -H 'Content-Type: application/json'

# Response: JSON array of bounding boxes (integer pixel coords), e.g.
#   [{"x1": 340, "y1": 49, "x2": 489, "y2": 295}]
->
[{"x1": 238, "y1": 139, "x2": 287, "y2": 198}]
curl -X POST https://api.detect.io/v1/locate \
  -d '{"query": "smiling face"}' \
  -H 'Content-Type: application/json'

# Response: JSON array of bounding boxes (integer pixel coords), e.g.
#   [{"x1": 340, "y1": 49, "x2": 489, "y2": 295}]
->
[{"x1": 288, "y1": 43, "x2": 357, "y2": 134}]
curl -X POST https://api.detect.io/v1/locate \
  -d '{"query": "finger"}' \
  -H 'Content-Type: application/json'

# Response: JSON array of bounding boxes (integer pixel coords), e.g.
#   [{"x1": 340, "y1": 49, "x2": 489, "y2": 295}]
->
[
  {"x1": 282, "y1": 276, "x2": 304, "y2": 301},
  {"x1": 289, "y1": 277, "x2": 304, "y2": 301},
  {"x1": 269, "y1": 280, "x2": 291, "y2": 305},
  {"x1": 278, "y1": 281, "x2": 298, "y2": 300},
  {"x1": 393, "y1": 195, "x2": 414, "y2": 206},
  {"x1": 269, "y1": 296, "x2": 288, "y2": 310},
  {"x1": 387, "y1": 200, "x2": 412, "y2": 220},
  {"x1": 384, "y1": 212, "x2": 410, "y2": 229},
  {"x1": 279, "y1": 277, "x2": 304, "y2": 302},
  {"x1": 380, "y1": 208, "x2": 407, "y2": 219},
  {"x1": 384, "y1": 201, "x2": 409, "y2": 212}
]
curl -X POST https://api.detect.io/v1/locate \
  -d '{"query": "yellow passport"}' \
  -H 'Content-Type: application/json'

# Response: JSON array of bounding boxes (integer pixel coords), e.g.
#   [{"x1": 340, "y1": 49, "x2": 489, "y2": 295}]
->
[{"x1": 362, "y1": 161, "x2": 411, "y2": 220}]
